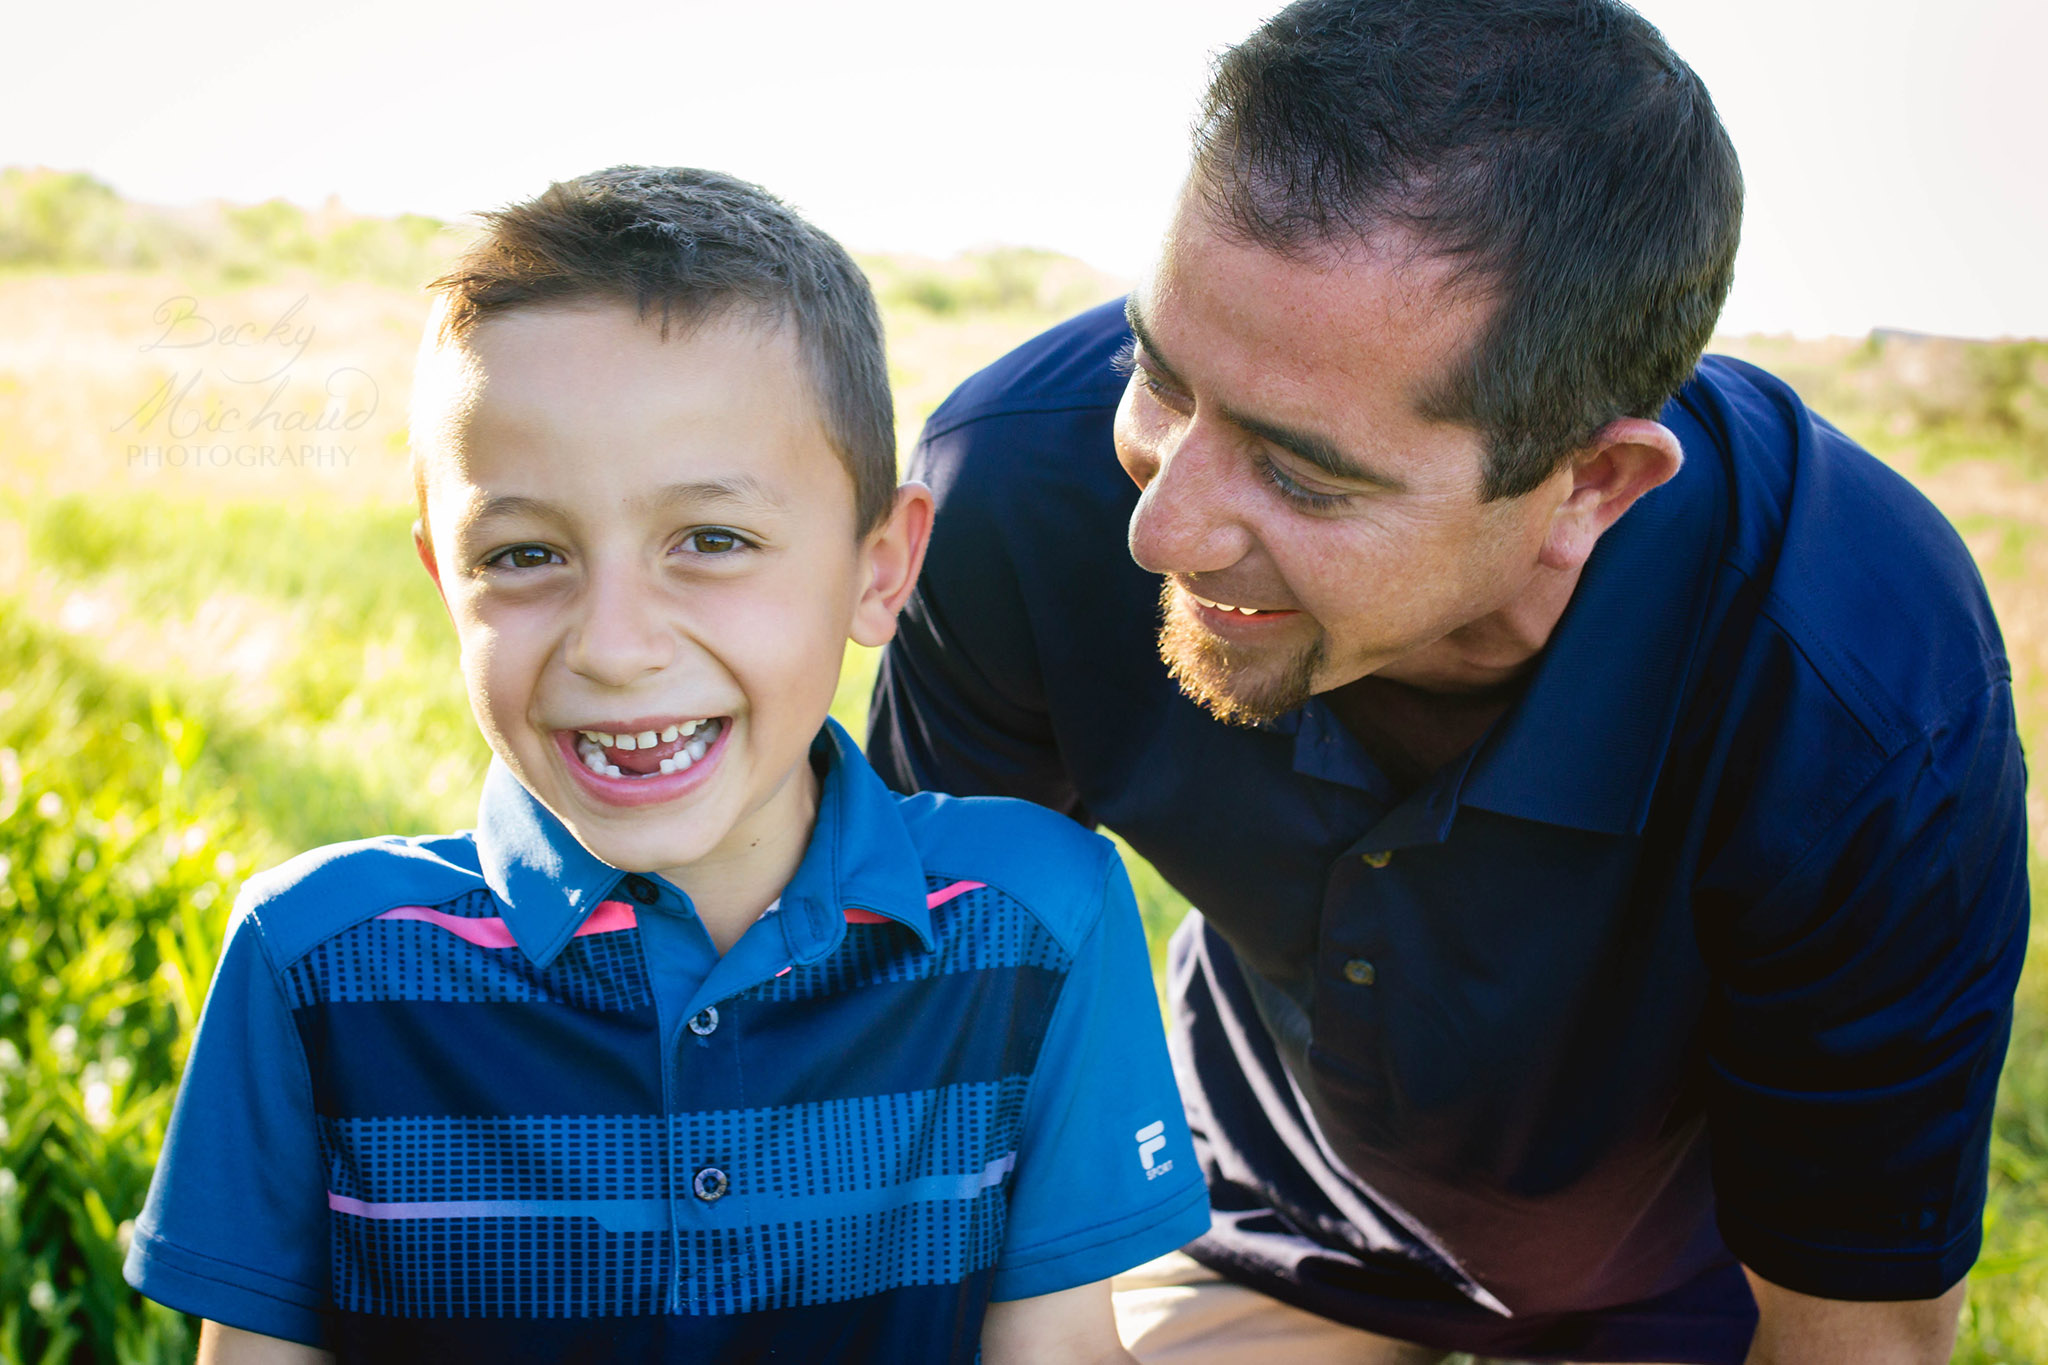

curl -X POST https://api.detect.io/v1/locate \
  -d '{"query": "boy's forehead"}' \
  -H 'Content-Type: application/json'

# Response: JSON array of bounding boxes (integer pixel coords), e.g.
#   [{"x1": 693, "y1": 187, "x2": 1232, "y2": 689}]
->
[{"x1": 413, "y1": 301, "x2": 851, "y2": 524}]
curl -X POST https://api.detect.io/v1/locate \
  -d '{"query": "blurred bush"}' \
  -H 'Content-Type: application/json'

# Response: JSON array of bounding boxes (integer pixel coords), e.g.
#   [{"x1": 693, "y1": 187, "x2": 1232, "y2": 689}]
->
[
  {"x1": 0, "y1": 638, "x2": 244, "y2": 1363},
  {"x1": 860, "y1": 245, "x2": 1120, "y2": 319},
  {"x1": 0, "y1": 168, "x2": 457, "y2": 291}
]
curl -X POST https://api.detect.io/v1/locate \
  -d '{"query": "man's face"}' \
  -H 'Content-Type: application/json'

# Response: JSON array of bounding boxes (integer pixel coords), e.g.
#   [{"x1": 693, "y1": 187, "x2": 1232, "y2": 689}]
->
[
  {"x1": 1114, "y1": 197, "x2": 1575, "y2": 721},
  {"x1": 416, "y1": 303, "x2": 875, "y2": 887}
]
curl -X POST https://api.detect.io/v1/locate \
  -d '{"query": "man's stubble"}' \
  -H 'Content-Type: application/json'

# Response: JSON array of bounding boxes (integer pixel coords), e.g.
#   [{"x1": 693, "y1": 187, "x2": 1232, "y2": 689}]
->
[{"x1": 1156, "y1": 581, "x2": 1326, "y2": 727}]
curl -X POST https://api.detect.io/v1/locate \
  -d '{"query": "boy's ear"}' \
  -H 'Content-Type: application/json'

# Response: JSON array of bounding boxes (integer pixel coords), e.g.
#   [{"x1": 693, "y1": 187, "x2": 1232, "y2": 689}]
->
[
  {"x1": 849, "y1": 483, "x2": 936, "y2": 649},
  {"x1": 413, "y1": 521, "x2": 448, "y2": 605}
]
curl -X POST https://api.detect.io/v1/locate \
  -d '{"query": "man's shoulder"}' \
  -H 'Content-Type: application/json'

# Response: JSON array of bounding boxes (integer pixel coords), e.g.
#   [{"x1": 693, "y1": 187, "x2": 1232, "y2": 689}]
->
[
  {"x1": 907, "y1": 300, "x2": 1141, "y2": 575},
  {"x1": 920, "y1": 298, "x2": 1132, "y2": 445},
  {"x1": 1684, "y1": 355, "x2": 2008, "y2": 747},
  {"x1": 891, "y1": 790, "x2": 1119, "y2": 958},
  {"x1": 233, "y1": 832, "x2": 487, "y2": 967}
]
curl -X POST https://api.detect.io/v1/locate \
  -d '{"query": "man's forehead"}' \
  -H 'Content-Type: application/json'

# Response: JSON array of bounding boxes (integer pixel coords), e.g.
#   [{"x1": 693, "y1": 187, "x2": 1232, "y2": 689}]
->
[
  {"x1": 1142, "y1": 201, "x2": 1487, "y2": 386},
  {"x1": 1136, "y1": 220, "x2": 1487, "y2": 460}
]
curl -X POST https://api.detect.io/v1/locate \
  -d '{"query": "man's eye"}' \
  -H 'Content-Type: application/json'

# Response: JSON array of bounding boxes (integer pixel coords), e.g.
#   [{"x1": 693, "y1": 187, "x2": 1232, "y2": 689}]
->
[
  {"x1": 1253, "y1": 453, "x2": 1351, "y2": 512},
  {"x1": 486, "y1": 544, "x2": 562, "y2": 570}
]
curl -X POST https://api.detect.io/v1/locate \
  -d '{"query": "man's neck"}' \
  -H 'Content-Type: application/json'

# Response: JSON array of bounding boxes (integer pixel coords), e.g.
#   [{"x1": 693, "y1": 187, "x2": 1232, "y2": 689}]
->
[
  {"x1": 1321, "y1": 558, "x2": 1582, "y2": 786},
  {"x1": 1375, "y1": 557, "x2": 1585, "y2": 694},
  {"x1": 1325, "y1": 672, "x2": 1524, "y2": 790}
]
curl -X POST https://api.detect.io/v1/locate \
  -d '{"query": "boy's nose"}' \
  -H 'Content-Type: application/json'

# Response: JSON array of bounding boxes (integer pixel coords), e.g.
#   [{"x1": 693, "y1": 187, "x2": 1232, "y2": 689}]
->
[{"x1": 564, "y1": 573, "x2": 676, "y2": 687}]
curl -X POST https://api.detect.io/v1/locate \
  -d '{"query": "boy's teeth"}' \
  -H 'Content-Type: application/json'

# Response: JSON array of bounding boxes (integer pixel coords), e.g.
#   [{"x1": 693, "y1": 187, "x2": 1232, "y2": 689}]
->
[{"x1": 574, "y1": 717, "x2": 724, "y2": 775}]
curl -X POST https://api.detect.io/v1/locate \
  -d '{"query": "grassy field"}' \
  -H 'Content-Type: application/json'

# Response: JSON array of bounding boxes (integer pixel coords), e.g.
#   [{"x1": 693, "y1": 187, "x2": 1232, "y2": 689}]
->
[{"x1": 0, "y1": 177, "x2": 2042, "y2": 1361}]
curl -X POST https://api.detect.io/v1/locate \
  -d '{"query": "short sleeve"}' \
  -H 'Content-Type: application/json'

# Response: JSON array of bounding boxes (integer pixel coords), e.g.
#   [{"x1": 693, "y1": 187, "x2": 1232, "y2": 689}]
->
[
  {"x1": 124, "y1": 901, "x2": 330, "y2": 1343},
  {"x1": 1704, "y1": 679, "x2": 2030, "y2": 1300},
  {"x1": 868, "y1": 408, "x2": 1090, "y2": 821},
  {"x1": 992, "y1": 857, "x2": 1211, "y2": 1300}
]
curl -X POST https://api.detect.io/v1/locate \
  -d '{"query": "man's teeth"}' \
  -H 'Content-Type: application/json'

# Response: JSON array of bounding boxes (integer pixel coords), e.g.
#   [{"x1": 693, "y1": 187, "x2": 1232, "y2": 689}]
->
[
  {"x1": 1191, "y1": 593, "x2": 1264, "y2": 616},
  {"x1": 573, "y1": 719, "x2": 722, "y2": 779}
]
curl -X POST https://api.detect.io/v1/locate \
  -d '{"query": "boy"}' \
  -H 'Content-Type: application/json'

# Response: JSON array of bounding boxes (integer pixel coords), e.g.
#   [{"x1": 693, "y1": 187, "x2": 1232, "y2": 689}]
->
[{"x1": 124, "y1": 166, "x2": 1209, "y2": 1363}]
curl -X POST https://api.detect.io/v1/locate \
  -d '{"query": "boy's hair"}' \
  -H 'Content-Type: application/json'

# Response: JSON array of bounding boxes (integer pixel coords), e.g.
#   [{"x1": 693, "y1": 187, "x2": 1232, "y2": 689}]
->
[
  {"x1": 1194, "y1": 0, "x2": 1743, "y2": 500},
  {"x1": 421, "y1": 166, "x2": 896, "y2": 533}
]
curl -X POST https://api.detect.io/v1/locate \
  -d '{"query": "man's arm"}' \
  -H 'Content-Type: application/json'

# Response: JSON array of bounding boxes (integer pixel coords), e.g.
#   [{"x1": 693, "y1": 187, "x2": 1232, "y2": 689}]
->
[
  {"x1": 197, "y1": 1322, "x2": 335, "y2": 1365},
  {"x1": 1705, "y1": 679, "x2": 2028, "y2": 1352},
  {"x1": 1743, "y1": 1270, "x2": 1965, "y2": 1365},
  {"x1": 981, "y1": 1280, "x2": 1136, "y2": 1365}
]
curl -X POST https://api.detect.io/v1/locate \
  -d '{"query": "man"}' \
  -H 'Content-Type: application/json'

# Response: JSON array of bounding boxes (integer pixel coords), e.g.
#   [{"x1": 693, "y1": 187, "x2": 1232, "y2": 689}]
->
[{"x1": 870, "y1": 2, "x2": 2030, "y2": 1362}]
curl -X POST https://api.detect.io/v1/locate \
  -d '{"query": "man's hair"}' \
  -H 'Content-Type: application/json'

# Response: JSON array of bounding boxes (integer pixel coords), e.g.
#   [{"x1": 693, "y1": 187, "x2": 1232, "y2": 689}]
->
[
  {"x1": 1193, "y1": 0, "x2": 1743, "y2": 500},
  {"x1": 423, "y1": 166, "x2": 896, "y2": 532}
]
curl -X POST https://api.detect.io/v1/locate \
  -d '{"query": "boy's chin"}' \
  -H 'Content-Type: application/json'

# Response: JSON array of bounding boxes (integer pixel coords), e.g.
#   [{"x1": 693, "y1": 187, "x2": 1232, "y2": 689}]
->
[{"x1": 576, "y1": 826, "x2": 716, "y2": 879}]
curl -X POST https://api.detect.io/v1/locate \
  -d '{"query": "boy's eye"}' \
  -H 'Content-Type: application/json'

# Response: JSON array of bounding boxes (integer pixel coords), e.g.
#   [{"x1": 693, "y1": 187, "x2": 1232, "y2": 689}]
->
[
  {"x1": 686, "y1": 528, "x2": 743, "y2": 554},
  {"x1": 486, "y1": 544, "x2": 563, "y2": 570}
]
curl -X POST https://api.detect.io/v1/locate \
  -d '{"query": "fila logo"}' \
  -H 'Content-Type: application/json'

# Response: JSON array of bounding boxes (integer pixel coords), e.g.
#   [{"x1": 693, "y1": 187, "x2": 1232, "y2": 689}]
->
[{"x1": 1135, "y1": 1121, "x2": 1173, "y2": 1180}]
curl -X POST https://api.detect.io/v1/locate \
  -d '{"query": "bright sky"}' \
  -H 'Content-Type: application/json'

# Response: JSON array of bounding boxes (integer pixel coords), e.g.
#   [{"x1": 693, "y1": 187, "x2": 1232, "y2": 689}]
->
[{"x1": 5, "y1": 0, "x2": 2042, "y2": 338}]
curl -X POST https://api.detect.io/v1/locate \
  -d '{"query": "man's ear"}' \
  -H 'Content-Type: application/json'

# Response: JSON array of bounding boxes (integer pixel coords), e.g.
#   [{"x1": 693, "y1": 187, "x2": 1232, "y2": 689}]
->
[
  {"x1": 850, "y1": 482, "x2": 937, "y2": 648},
  {"x1": 1538, "y1": 418, "x2": 1684, "y2": 572}
]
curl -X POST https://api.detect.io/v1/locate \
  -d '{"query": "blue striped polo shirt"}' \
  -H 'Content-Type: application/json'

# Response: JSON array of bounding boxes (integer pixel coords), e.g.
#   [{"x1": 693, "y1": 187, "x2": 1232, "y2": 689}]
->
[{"x1": 126, "y1": 720, "x2": 1209, "y2": 1360}]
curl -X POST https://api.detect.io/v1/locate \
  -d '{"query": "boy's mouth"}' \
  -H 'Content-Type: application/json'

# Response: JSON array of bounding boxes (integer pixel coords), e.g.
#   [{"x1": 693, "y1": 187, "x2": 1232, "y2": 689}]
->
[{"x1": 571, "y1": 718, "x2": 728, "y2": 779}]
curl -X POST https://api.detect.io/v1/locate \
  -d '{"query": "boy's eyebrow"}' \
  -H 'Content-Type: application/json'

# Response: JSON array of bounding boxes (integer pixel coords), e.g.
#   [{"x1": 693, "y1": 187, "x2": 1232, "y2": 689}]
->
[
  {"x1": 461, "y1": 493, "x2": 562, "y2": 530},
  {"x1": 643, "y1": 476, "x2": 787, "y2": 514},
  {"x1": 1124, "y1": 297, "x2": 1410, "y2": 494},
  {"x1": 457, "y1": 477, "x2": 788, "y2": 533}
]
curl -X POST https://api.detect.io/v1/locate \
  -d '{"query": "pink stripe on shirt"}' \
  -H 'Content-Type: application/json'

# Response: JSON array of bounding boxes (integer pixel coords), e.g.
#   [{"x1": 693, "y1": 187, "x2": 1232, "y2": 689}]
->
[{"x1": 375, "y1": 899, "x2": 638, "y2": 948}]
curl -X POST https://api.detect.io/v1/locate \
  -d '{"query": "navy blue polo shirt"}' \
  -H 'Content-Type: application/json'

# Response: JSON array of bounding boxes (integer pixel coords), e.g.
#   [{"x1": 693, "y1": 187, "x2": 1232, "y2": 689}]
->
[
  {"x1": 125, "y1": 719, "x2": 1209, "y2": 1361},
  {"x1": 868, "y1": 300, "x2": 2030, "y2": 1362}
]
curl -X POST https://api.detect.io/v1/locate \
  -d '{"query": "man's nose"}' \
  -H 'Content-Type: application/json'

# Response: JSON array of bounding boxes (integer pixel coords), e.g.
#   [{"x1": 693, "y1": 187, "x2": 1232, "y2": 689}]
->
[
  {"x1": 1122, "y1": 426, "x2": 1251, "y2": 577},
  {"x1": 564, "y1": 562, "x2": 676, "y2": 687}
]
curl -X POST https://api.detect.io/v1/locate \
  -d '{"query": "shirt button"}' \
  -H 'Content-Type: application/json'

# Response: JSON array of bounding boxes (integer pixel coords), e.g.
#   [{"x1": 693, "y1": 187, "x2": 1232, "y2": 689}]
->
[
  {"x1": 1359, "y1": 851, "x2": 1392, "y2": 869},
  {"x1": 1342, "y1": 958, "x2": 1377, "y2": 986},
  {"x1": 621, "y1": 875, "x2": 660, "y2": 904},
  {"x1": 692, "y1": 1166, "x2": 729, "y2": 1202},
  {"x1": 687, "y1": 1006, "x2": 720, "y2": 1037}
]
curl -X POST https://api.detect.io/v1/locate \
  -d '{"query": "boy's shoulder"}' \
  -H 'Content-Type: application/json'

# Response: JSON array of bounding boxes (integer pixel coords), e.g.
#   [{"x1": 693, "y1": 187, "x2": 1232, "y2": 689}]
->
[
  {"x1": 889, "y1": 789, "x2": 1120, "y2": 958},
  {"x1": 232, "y1": 831, "x2": 487, "y2": 966}
]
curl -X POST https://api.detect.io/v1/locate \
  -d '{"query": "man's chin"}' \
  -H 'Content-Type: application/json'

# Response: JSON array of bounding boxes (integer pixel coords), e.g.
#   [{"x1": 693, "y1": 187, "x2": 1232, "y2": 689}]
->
[{"x1": 1157, "y1": 590, "x2": 1323, "y2": 727}]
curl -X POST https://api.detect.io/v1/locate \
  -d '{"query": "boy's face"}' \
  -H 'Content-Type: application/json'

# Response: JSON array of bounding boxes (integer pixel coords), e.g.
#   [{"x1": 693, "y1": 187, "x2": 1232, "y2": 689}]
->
[{"x1": 414, "y1": 302, "x2": 923, "y2": 892}]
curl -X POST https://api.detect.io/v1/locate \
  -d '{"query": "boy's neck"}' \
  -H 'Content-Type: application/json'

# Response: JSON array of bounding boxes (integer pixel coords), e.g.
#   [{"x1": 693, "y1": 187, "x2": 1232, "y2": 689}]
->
[{"x1": 656, "y1": 757, "x2": 824, "y2": 956}]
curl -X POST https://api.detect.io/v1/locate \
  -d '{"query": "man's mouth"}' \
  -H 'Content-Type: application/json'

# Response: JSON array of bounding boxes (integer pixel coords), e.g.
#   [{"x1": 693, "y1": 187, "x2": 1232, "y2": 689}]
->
[
  {"x1": 1186, "y1": 589, "x2": 1294, "y2": 618},
  {"x1": 570, "y1": 718, "x2": 727, "y2": 779}
]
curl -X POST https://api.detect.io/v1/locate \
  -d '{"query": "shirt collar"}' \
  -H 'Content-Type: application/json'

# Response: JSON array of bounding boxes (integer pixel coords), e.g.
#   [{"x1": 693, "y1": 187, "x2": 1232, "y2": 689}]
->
[
  {"x1": 1455, "y1": 425, "x2": 1723, "y2": 837},
  {"x1": 770, "y1": 718, "x2": 935, "y2": 964},
  {"x1": 474, "y1": 717, "x2": 932, "y2": 967}
]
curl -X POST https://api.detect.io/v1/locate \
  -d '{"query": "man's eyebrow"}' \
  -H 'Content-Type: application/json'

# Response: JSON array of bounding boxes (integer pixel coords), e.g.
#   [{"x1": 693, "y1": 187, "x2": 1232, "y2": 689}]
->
[
  {"x1": 1221, "y1": 409, "x2": 1409, "y2": 493},
  {"x1": 1124, "y1": 297, "x2": 1408, "y2": 494}
]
